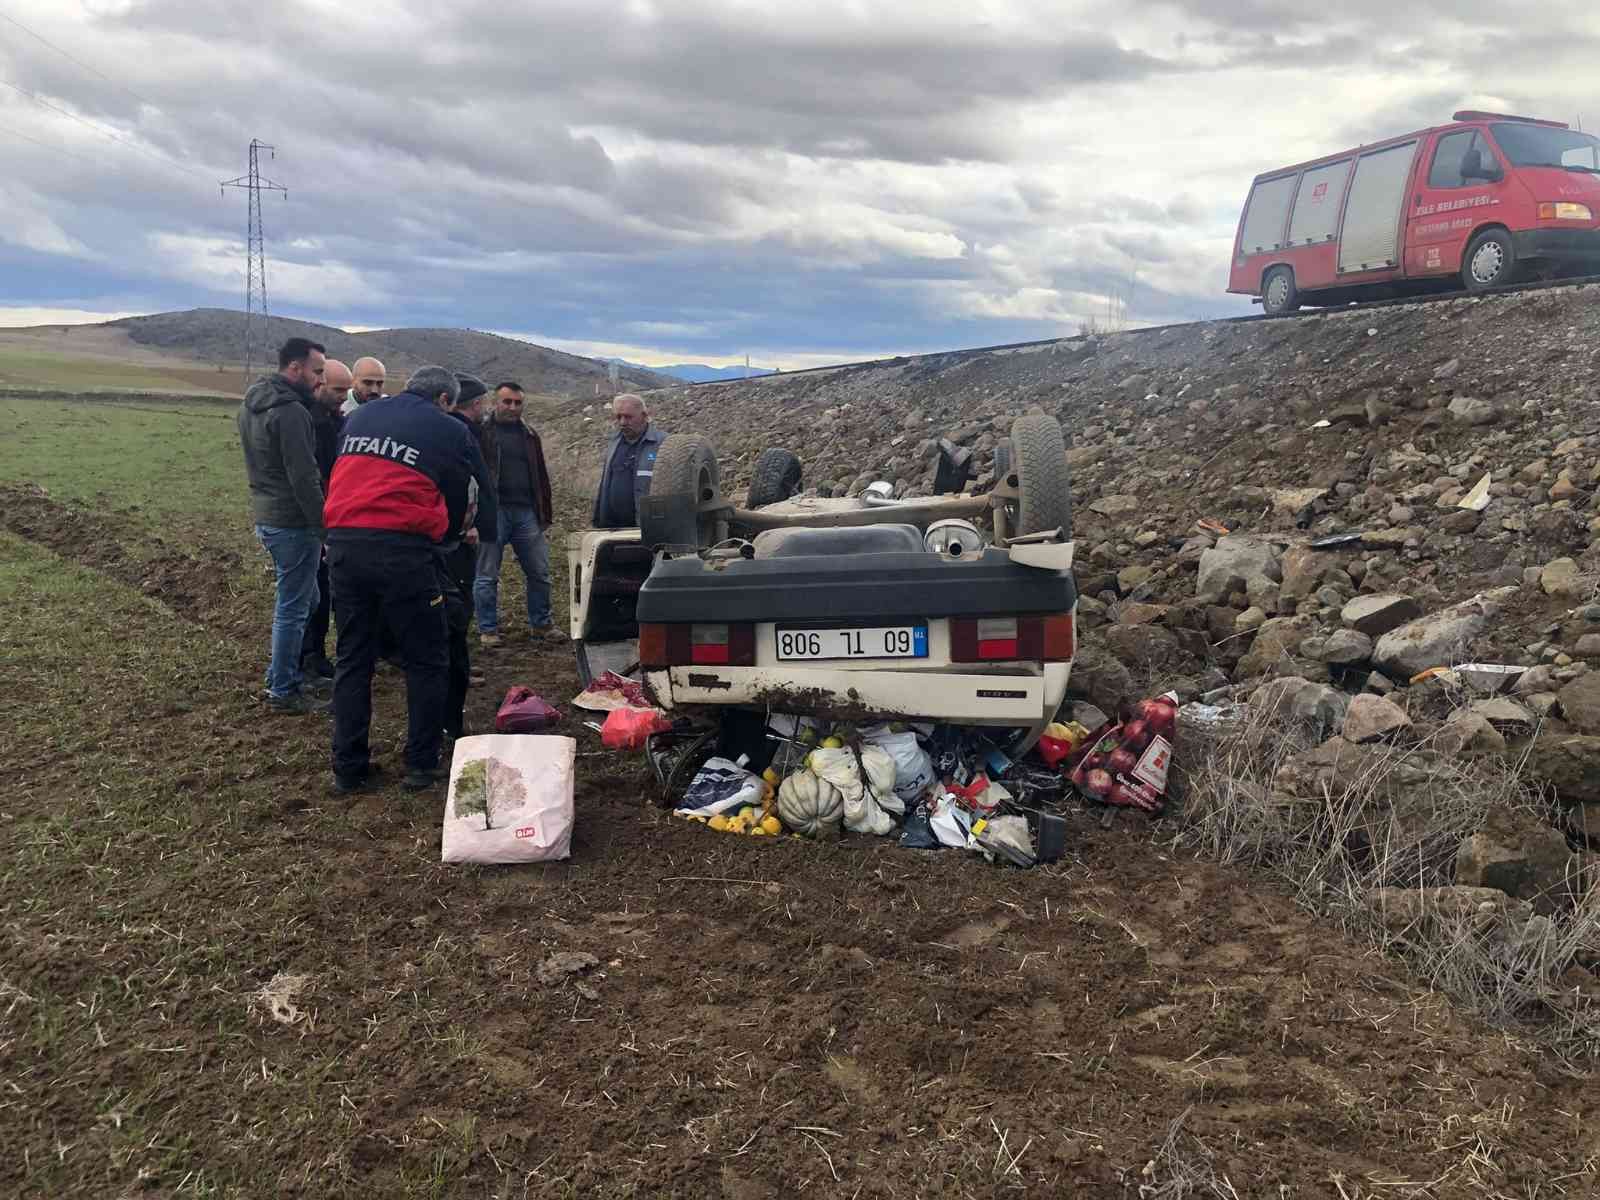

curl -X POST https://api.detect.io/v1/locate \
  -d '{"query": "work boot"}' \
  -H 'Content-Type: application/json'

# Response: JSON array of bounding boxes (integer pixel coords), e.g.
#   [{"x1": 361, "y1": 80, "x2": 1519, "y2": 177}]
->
[
  {"x1": 266, "y1": 691, "x2": 330, "y2": 716},
  {"x1": 532, "y1": 624, "x2": 566, "y2": 644},
  {"x1": 478, "y1": 632, "x2": 502, "y2": 648},
  {"x1": 332, "y1": 764, "x2": 386, "y2": 795},
  {"x1": 402, "y1": 766, "x2": 448, "y2": 791}
]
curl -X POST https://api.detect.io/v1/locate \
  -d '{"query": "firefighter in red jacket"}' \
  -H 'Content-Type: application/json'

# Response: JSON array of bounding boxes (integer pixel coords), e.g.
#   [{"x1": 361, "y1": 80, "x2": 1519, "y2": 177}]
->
[{"x1": 323, "y1": 365, "x2": 496, "y2": 793}]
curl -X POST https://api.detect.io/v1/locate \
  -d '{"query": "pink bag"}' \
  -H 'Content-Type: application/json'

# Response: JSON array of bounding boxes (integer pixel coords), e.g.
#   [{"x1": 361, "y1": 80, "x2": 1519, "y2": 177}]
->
[
  {"x1": 600, "y1": 706, "x2": 671, "y2": 750},
  {"x1": 494, "y1": 687, "x2": 563, "y2": 733}
]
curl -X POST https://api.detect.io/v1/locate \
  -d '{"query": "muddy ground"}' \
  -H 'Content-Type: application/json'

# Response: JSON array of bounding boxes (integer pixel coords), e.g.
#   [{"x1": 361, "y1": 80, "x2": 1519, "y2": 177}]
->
[{"x1": 3, "y1": 479, "x2": 1598, "y2": 1198}]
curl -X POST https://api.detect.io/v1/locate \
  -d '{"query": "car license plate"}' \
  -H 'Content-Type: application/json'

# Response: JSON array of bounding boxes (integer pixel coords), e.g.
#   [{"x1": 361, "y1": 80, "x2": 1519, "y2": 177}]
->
[{"x1": 776, "y1": 625, "x2": 928, "y2": 661}]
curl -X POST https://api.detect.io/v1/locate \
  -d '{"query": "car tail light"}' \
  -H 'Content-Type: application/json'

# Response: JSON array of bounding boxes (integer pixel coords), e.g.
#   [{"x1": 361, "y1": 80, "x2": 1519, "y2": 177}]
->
[
  {"x1": 950, "y1": 613, "x2": 1075, "y2": 663},
  {"x1": 639, "y1": 623, "x2": 755, "y2": 668}
]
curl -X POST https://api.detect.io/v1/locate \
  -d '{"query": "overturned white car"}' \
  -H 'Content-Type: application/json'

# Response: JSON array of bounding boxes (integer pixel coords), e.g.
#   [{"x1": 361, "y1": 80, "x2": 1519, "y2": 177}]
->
[{"x1": 568, "y1": 414, "x2": 1078, "y2": 752}]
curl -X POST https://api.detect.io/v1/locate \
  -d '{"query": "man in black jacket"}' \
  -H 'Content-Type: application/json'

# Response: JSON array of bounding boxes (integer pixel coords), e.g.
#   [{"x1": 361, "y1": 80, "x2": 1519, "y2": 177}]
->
[
  {"x1": 474, "y1": 381, "x2": 559, "y2": 646},
  {"x1": 323, "y1": 365, "x2": 497, "y2": 792},
  {"x1": 237, "y1": 337, "x2": 327, "y2": 714},
  {"x1": 300, "y1": 358, "x2": 351, "y2": 681}
]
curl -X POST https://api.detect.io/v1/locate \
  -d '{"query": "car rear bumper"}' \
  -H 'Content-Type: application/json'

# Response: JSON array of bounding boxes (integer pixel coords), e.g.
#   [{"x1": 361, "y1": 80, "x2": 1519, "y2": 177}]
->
[
  {"x1": 646, "y1": 662, "x2": 1072, "y2": 725},
  {"x1": 1513, "y1": 228, "x2": 1600, "y2": 262}
]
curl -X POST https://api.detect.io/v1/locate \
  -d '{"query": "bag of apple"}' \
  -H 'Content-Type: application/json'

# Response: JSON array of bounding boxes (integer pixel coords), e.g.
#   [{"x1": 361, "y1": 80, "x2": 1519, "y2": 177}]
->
[{"x1": 1069, "y1": 692, "x2": 1178, "y2": 812}]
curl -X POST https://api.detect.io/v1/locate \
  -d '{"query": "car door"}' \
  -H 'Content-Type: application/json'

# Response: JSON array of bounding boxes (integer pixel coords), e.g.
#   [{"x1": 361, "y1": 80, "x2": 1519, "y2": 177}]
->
[{"x1": 1405, "y1": 128, "x2": 1505, "y2": 276}]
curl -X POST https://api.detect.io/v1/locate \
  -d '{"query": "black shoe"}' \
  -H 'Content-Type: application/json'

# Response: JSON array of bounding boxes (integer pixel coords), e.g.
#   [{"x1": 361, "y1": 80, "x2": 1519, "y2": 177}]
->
[
  {"x1": 305, "y1": 656, "x2": 336, "y2": 680},
  {"x1": 266, "y1": 691, "x2": 330, "y2": 716},
  {"x1": 333, "y1": 764, "x2": 385, "y2": 794},
  {"x1": 402, "y1": 766, "x2": 447, "y2": 791}
]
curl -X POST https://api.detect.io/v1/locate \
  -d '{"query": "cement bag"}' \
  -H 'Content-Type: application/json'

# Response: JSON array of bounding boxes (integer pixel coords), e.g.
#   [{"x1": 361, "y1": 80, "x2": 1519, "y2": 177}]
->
[
  {"x1": 441, "y1": 734, "x2": 576, "y2": 864},
  {"x1": 809, "y1": 747, "x2": 894, "y2": 836},
  {"x1": 862, "y1": 727, "x2": 934, "y2": 806}
]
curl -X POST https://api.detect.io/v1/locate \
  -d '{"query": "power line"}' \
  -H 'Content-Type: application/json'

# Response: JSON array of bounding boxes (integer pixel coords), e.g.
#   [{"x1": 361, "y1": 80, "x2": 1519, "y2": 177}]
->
[
  {"x1": 0, "y1": 74, "x2": 210, "y2": 182},
  {"x1": 0, "y1": 118, "x2": 103, "y2": 167},
  {"x1": 0, "y1": 6, "x2": 165, "y2": 114}
]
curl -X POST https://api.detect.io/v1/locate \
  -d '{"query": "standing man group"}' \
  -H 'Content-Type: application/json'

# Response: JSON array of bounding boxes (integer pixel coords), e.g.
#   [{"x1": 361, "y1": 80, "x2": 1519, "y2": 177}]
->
[{"x1": 474, "y1": 381, "x2": 559, "y2": 646}]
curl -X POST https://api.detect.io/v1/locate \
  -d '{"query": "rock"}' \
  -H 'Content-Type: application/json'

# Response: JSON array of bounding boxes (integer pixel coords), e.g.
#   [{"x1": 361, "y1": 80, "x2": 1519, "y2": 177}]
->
[
  {"x1": 1088, "y1": 494, "x2": 1141, "y2": 518},
  {"x1": 1117, "y1": 564, "x2": 1154, "y2": 594},
  {"x1": 1197, "y1": 536, "x2": 1281, "y2": 604},
  {"x1": 1438, "y1": 710, "x2": 1507, "y2": 756},
  {"x1": 1372, "y1": 595, "x2": 1500, "y2": 679},
  {"x1": 1362, "y1": 527, "x2": 1418, "y2": 550},
  {"x1": 1439, "y1": 509, "x2": 1482, "y2": 535},
  {"x1": 1320, "y1": 628, "x2": 1374, "y2": 666},
  {"x1": 1541, "y1": 557, "x2": 1584, "y2": 600},
  {"x1": 1100, "y1": 623, "x2": 1180, "y2": 666},
  {"x1": 1576, "y1": 634, "x2": 1600, "y2": 659},
  {"x1": 1236, "y1": 616, "x2": 1313, "y2": 678},
  {"x1": 1519, "y1": 459, "x2": 1549, "y2": 484},
  {"x1": 1069, "y1": 701, "x2": 1109, "y2": 731},
  {"x1": 1566, "y1": 802, "x2": 1600, "y2": 844},
  {"x1": 1251, "y1": 676, "x2": 1351, "y2": 741},
  {"x1": 1469, "y1": 697, "x2": 1537, "y2": 734},
  {"x1": 1366, "y1": 671, "x2": 1397, "y2": 695},
  {"x1": 1434, "y1": 358, "x2": 1461, "y2": 380},
  {"x1": 1514, "y1": 665, "x2": 1559, "y2": 696},
  {"x1": 1342, "y1": 594, "x2": 1422, "y2": 637},
  {"x1": 1365, "y1": 886, "x2": 1532, "y2": 938},
  {"x1": 1272, "y1": 487, "x2": 1326, "y2": 518},
  {"x1": 1066, "y1": 645, "x2": 1137, "y2": 717},
  {"x1": 1133, "y1": 530, "x2": 1161, "y2": 549},
  {"x1": 1280, "y1": 546, "x2": 1336, "y2": 601},
  {"x1": 1447, "y1": 396, "x2": 1498, "y2": 426},
  {"x1": 1455, "y1": 810, "x2": 1576, "y2": 914},
  {"x1": 1342, "y1": 694, "x2": 1413, "y2": 743},
  {"x1": 1116, "y1": 602, "x2": 1167, "y2": 626},
  {"x1": 1527, "y1": 735, "x2": 1600, "y2": 803},
  {"x1": 1551, "y1": 471, "x2": 1579, "y2": 502},
  {"x1": 1557, "y1": 673, "x2": 1600, "y2": 734},
  {"x1": 1235, "y1": 606, "x2": 1267, "y2": 633}
]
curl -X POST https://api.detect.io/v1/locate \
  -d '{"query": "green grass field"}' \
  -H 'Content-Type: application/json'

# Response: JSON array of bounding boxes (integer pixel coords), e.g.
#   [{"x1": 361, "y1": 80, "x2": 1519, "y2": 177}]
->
[{"x1": 0, "y1": 345, "x2": 237, "y2": 395}]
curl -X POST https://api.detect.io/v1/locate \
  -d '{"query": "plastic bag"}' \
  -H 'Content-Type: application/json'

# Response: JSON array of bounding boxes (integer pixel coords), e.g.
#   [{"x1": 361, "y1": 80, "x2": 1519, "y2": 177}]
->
[
  {"x1": 441, "y1": 734, "x2": 575, "y2": 864},
  {"x1": 1035, "y1": 721, "x2": 1092, "y2": 768},
  {"x1": 675, "y1": 757, "x2": 764, "y2": 818},
  {"x1": 926, "y1": 788, "x2": 974, "y2": 848},
  {"x1": 494, "y1": 686, "x2": 563, "y2": 733},
  {"x1": 861, "y1": 727, "x2": 935, "y2": 805},
  {"x1": 1070, "y1": 692, "x2": 1178, "y2": 812},
  {"x1": 898, "y1": 803, "x2": 941, "y2": 849},
  {"x1": 600, "y1": 706, "x2": 671, "y2": 750},
  {"x1": 945, "y1": 774, "x2": 1011, "y2": 817}
]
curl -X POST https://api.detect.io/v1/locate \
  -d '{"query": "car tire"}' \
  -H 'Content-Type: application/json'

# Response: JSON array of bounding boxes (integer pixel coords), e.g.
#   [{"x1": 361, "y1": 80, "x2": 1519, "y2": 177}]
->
[
  {"x1": 1010, "y1": 414, "x2": 1073, "y2": 540},
  {"x1": 638, "y1": 434, "x2": 728, "y2": 549},
  {"x1": 1262, "y1": 266, "x2": 1299, "y2": 316},
  {"x1": 747, "y1": 448, "x2": 803, "y2": 508},
  {"x1": 1462, "y1": 228, "x2": 1517, "y2": 292}
]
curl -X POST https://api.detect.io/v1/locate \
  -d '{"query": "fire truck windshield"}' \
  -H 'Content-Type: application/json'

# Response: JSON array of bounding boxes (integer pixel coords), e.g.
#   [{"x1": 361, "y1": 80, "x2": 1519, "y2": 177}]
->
[{"x1": 1492, "y1": 123, "x2": 1600, "y2": 173}]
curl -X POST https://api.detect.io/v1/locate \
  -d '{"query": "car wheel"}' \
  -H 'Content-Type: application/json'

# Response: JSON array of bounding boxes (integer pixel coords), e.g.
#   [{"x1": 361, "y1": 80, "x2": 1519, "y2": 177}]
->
[
  {"x1": 1262, "y1": 266, "x2": 1299, "y2": 316},
  {"x1": 1010, "y1": 414, "x2": 1073, "y2": 540},
  {"x1": 746, "y1": 448, "x2": 803, "y2": 508},
  {"x1": 1462, "y1": 228, "x2": 1517, "y2": 292},
  {"x1": 639, "y1": 434, "x2": 729, "y2": 549}
]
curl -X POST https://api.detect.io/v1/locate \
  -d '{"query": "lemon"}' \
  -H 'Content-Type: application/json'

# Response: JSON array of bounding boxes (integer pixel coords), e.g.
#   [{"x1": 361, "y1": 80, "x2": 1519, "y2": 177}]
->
[
  {"x1": 738, "y1": 806, "x2": 758, "y2": 823},
  {"x1": 762, "y1": 767, "x2": 780, "y2": 786},
  {"x1": 759, "y1": 815, "x2": 782, "y2": 836},
  {"x1": 689, "y1": 815, "x2": 708, "y2": 824},
  {"x1": 821, "y1": 736, "x2": 844, "y2": 750},
  {"x1": 749, "y1": 825, "x2": 771, "y2": 837},
  {"x1": 708, "y1": 815, "x2": 730, "y2": 832}
]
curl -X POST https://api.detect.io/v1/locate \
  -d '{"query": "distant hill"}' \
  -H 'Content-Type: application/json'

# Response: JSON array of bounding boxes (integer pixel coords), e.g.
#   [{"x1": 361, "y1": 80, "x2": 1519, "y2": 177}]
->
[
  {"x1": 110, "y1": 309, "x2": 680, "y2": 395},
  {"x1": 607, "y1": 358, "x2": 778, "y2": 383}
]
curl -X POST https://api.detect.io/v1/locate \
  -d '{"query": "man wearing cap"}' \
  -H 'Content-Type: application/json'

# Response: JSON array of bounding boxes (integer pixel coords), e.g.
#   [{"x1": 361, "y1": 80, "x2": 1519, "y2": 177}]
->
[
  {"x1": 341, "y1": 356, "x2": 387, "y2": 417},
  {"x1": 323, "y1": 365, "x2": 496, "y2": 792},
  {"x1": 474, "y1": 381, "x2": 559, "y2": 646},
  {"x1": 300, "y1": 358, "x2": 353, "y2": 680}
]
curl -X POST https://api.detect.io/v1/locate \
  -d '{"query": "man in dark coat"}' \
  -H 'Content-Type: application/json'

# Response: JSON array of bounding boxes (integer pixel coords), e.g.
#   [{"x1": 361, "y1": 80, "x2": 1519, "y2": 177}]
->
[
  {"x1": 474, "y1": 381, "x2": 559, "y2": 645},
  {"x1": 322, "y1": 365, "x2": 496, "y2": 792},
  {"x1": 237, "y1": 337, "x2": 327, "y2": 714},
  {"x1": 592, "y1": 391, "x2": 665, "y2": 530},
  {"x1": 299, "y1": 358, "x2": 351, "y2": 680}
]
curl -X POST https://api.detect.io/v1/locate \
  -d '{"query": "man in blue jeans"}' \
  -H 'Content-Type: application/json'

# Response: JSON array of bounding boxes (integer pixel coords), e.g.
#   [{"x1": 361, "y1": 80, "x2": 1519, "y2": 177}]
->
[
  {"x1": 237, "y1": 337, "x2": 329, "y2": 714},
  {"x1": 474, "y1": 381, "x2": 559, "y2": 646}
]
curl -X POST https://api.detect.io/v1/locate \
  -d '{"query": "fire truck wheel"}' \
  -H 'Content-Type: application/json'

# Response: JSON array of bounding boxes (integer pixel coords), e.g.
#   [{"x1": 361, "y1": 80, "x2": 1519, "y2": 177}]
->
[
  {"x1": 1262, "y1": 266, "x2": 1299, "y2": 316},
  {"x1": 1462, "y1": 228, "x2": 1516, "y2": 292}
]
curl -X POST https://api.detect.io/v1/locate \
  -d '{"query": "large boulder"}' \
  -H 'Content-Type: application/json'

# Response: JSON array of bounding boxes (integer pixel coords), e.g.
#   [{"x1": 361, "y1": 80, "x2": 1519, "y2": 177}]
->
[
  {"x1": 1066, "y1": 644, "x2": 1137, "y2": 718},
  {"x1": 1235, "y1": 616, "x2": 1313, "y2": 678},
  {"x1": 1455, "y1": 809, "x2": 1576, "y2": 914},
  {"x1": 1438, "y1": 710, "x2": 1508, "y2": 756},
  {"x1": 1197, "y1": 536, "x2": 1281, "y2": 604},
  {"x1": 1557, "y1": 673, "x2": 1600, "y2": 735},
  {"x1": 1343, "y1": 694, "x2": 1414, "y2": 744},
  {"x1": 1099, "y1": 622, "x2": 1181, "y2": 667},
  {"x1": 1250, "y1": 676, "x2": 1351, "y2": 741},
  {"x1": 1342, "y1": 594, "x2": 1422, "y2": 638},
  {"x1": 1541, "y1": 558, "x2": 1584, "y2": 601},
  {"x1": 1527, "y1": 735, "x2": 1600, "y2": 803},
  {"x1": 1280, "y1": 546, "x2": 1338, "y2": 601},
  {"x1": 1372, "y1": 594, "x2": 1501, "y2": 679}
]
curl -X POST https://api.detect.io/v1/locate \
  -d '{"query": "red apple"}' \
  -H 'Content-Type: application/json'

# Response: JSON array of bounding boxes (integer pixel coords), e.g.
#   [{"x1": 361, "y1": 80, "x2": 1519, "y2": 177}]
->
[
  {"x1": 1083, "y1": 768, "x2": 1114, "y2": 797},
  {"x1": 1108, "y1": 747, "x2": 1138, "y2": 775}
]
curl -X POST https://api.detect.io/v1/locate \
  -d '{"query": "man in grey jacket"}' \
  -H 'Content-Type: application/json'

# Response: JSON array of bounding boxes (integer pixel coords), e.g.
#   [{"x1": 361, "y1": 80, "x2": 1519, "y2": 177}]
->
[
  {"x1": 238, "y1": 337, "x2": 328, "y2": 713},
  {"x1": 592, "y1": 392, "x2": 666, "y2": 528}
]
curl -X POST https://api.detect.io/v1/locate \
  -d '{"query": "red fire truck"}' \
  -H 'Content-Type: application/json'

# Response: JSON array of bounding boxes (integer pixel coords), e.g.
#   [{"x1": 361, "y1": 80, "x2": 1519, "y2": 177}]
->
[{"x1": 1227, "y1": 111, "x2": 1600, "y2": 314}]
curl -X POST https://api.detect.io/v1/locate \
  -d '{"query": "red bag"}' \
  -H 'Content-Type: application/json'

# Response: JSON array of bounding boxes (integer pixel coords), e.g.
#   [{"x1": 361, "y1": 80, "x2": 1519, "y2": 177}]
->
[
  {"x1": 494, "y1": 687, "x2": 563, "y2": 734},
  {"x1": 600, "y1": 706, "x2": 671, "y2": 751},
  {"x1": 1070, "y1": 693, "x2": 1178, "y2": 812}
]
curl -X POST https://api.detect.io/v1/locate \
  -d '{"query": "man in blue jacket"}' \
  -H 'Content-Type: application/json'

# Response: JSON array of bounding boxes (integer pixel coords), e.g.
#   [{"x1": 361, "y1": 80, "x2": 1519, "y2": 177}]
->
[
  {"x1": 323, "y1": 365, "x2": 496, "y2": 792},
  {"x1": 592, "y1": 392, "x2": 666, "y2": 528}
]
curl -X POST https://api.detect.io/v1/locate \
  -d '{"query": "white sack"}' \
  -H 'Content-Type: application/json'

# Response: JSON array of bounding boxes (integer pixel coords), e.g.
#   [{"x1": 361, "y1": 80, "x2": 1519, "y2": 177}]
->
[
  {"x1": 441, "y1": 734, "x2": 576, "y2": 865},
  {"x1": 862, "y1": 728, "x2": 935, "y2": 805},
  {"x1": 810, "y1": 747, "x2": 894, "y2": 836}
]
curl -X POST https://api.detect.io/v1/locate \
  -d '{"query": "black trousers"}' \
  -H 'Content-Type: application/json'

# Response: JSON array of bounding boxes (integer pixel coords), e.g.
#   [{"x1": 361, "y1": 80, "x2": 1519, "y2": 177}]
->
[
  {"x1": 442, "y1": 543, "x2": 474, "y2": 741},
  {"x1": 329, "y1": 539, "x2": 449, "y2": 778},
  {"x1": 300, "y1": 551, "x2": 332, "y2": 666}
]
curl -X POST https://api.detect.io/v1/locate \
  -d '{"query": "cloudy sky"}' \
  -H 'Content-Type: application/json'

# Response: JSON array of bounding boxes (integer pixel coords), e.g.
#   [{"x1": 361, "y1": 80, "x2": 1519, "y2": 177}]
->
[{"x1": 1, "y1": 1, "x2": 1596, "y2": 368}]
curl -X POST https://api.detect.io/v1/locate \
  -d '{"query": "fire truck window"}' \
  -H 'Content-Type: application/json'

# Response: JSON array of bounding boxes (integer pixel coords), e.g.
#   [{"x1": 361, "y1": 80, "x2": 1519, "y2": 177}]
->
[{"x1": 1427, "y1": 131, "x2": 1477, "y2": 189}]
